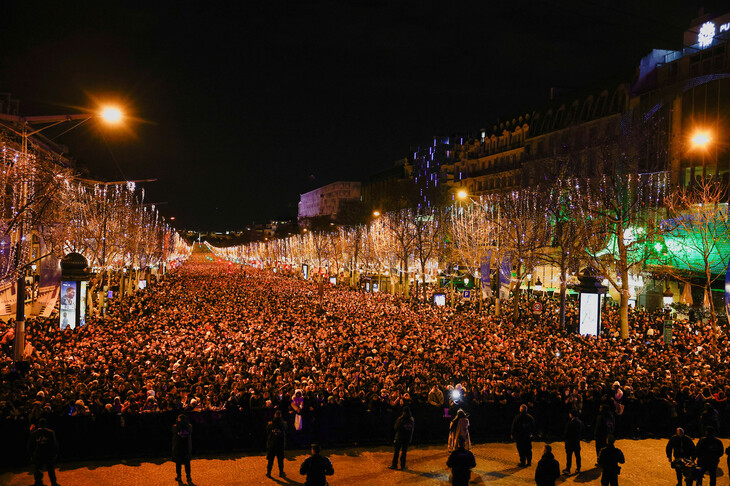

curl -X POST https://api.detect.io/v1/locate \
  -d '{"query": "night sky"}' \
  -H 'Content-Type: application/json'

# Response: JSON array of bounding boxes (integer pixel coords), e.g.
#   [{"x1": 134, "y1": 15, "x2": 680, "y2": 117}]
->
[{"x1": 1, "y1": 1, "x2": 726, "y2": 231}]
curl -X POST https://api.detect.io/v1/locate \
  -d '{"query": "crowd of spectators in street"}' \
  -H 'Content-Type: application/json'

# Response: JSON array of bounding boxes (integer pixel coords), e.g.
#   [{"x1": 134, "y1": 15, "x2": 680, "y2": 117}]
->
[{"x1": 1, "y1": 252, "x2": 728, "y2": 452}]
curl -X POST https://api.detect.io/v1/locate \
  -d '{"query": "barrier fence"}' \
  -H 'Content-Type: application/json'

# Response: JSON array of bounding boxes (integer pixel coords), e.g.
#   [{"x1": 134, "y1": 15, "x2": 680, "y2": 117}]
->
[{"x1": 3, "y1": 396, "x2": 723, "y2": 467}]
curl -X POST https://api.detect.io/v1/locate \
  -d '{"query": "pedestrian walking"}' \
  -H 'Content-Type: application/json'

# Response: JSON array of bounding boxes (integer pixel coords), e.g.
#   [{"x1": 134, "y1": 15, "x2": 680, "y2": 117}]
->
[
  {"x1": 597, "y1": 435, "x2": 625, "y2": 486},
  {"x1": 300, "y1": 444, "x2": 334, "y2": 486},
  {"x1": 695, "y1": 426, "x2": 723, "y2": 486},
  {"x1": 534, "y1": 444, "x2": 561, "y2": 486},
  {"x1": 511, "y1": 404, "x2": 536, "y2": 467},
  {"x1": 666, "y1": 427, "x2": 696, "y2": 486},
  {"x1": 448, "y1": 409, "x2": 471, "y2": 452},
  {"x1": 389, "y1": 406, "x2": 414, "y2": 470},
  {"x1": 171, "y1": 414, "x2": 192, "y2": 483},
  {"x1": 563, "y1": 409, "x2": 584, "y2": 475},
  {"x1": 27, "y1": 418, "x2": 59, "y2": 486},
  {"x1": 266, "y1": 410, "x2": 288, "y2": 478},
  {"x1": 446, "y1": 436, "x2": 476, "y2": 486}
]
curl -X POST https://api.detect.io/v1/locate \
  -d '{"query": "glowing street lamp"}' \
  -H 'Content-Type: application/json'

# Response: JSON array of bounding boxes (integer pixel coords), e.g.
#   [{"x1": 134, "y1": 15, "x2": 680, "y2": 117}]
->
[
  {"x1": 0, "y1": 104, "x2": 125, "y2": 362},
  {"x1": 457, "y1": 189, "x2": 468, "y2": 200},
  {"x1": 691, "y1": 131, "x2": 712, "y2": 149}
]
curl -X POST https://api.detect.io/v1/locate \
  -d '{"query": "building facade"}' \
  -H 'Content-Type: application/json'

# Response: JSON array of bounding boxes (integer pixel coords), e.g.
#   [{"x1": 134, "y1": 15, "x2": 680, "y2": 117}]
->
[{"x1": 297, "y1": 181, "x2": 362, "y2": 221}]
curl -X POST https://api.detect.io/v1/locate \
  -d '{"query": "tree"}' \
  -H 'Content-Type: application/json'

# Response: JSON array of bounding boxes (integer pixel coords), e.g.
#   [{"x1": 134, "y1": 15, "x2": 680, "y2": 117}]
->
[
  {"x1": 663, "y1": 177, "x2": 730, "y2": 325},
  {"x1": 492, "y1": 188, "x2": 551, "y2": 320},
  {"x1": 580, "y1": 114, "x2": 670, "y2": 338},
  {"x1": 412, "y1": 206, "x2": 446, "y2": 301}
]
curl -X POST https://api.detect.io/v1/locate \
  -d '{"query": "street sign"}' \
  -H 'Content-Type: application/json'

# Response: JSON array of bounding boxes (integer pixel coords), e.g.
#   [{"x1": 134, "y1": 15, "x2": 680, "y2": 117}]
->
[
  {"x1": 462, "y1": 290, "x2": 471, "y2": 300},
  {"x1": 532, "y1": 301, "x2": 543, "y2": 315}
]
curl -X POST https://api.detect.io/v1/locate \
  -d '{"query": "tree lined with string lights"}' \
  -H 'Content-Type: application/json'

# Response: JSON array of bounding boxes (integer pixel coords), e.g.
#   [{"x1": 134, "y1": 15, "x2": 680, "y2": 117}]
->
[
  {"x1": 579, "y1": 115, "x2": 671, "y2": 338},
  {"x1": 662, "y1": 177, "x2": 730, "y2": 325}
]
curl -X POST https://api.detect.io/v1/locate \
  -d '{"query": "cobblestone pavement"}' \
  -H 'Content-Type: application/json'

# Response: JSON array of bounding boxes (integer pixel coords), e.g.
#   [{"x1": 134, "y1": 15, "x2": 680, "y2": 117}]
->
[{"x1": 1, "y1": 439, "x2": 726, "y2": 486}]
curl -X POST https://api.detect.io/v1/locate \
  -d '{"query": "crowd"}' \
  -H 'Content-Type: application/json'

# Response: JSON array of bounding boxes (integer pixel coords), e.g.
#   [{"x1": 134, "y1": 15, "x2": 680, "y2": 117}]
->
[{"x1": 1, "y1": 251, "x2": 729, "y2": 461}]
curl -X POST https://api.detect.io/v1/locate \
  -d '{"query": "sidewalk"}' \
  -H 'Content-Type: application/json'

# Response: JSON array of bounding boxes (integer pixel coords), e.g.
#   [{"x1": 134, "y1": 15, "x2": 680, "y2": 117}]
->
[{"x1": 0, "y1": 439, "x2": 714, "y2": 485}]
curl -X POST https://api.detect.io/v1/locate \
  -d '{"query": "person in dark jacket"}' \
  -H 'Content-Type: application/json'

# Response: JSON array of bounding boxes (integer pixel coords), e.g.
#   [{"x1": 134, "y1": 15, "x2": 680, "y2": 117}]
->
[
  {"x1": 300, "y1": 444, "x2": 334, "y2": 486},
  {"x1": 695, "y1": 426, "x2": 723, "y2": 486},
  {"x1": 446, "y1": 436, "x2": 476, "y2": 486},
  {"x1": 511, "y1": 404, "x2": 536, "y2": 467},
  {"x1": 535, "y1": 444, "x2": 561, "y2": 486},
  {"x1": 597, "y1": 435, "x2": 625, "y2": 486},
  {"x1": 700, "y1": 403, "x2": 720, "y2": 436},
  {"x1": 594, "y1": 405, "x2": 615, "y2": 464},
  {"x1": 266, "y1": 410, "x2": 288, "y2": 477},
  {"x1": 389, "y1": 406, "x2": 415, "y2": 470},
  {"x1": 666, "y1": 427, "x2": 696, "y2": 486},
  {"x1": 563, "y1": 409, "x2": 584, "y2": 475},
  {"x1": 28, "y1": 418, "x2": 59, "y2": 486},
  {"x1": 171, "y1": 414, "x2": 192, "y2": 483}
]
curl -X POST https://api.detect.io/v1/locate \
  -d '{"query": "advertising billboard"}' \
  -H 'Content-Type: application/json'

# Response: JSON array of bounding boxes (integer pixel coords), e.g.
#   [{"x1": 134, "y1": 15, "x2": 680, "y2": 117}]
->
[
  {"x1": 79, "y1": 281, "x2": 87, "y2": 328},
  {"x1": 579, "y1": 293, "x2": 600, "y2": 336},
  {"x1": 434, "y1": 293, "x2": 446, "y2": 306},
  {"x1": 60, "y1": 281, "x2": 77, "y2": 330}
]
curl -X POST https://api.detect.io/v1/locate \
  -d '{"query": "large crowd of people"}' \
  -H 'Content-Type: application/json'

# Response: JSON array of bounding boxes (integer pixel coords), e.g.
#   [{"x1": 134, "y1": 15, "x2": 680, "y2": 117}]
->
[{"x1": 1, "y1": 250, "x2": 729, "y2": 457}]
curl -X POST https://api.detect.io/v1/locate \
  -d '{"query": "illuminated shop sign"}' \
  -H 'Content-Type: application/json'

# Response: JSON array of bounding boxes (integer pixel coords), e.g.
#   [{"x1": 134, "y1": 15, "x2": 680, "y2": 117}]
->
[{"x1": 698, "y1": 20, "x2": 730, "y2": 48}]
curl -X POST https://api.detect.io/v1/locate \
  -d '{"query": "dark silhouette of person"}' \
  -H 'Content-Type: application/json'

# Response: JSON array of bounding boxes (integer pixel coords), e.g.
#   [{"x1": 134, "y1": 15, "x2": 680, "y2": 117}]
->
[
  {"x1": 171, "y1": 414, "x2": 192, "y2": 483},
  {"x1": 563, "y1": 409, "x2": 584, "y2": 475},
  {"x1": 535, "y1": 444, "x2": 561, "y2": 486},
  {"x1": 390, "y1": 406, "x2": 414, "y2": 470},
  {"x1": 695, "y1": 426, "x2": 724, "y2": 486},
  {"x1": 597, "y1": 435, "x2": 625, "y2": 486},
  {"x1": 266, "y1": 410, "x2": 288, "y2": 477},
  {"x1": 594, "y1": 404, "x2": 615, "y2": 464},
  {"x1": 27, "y1": 418, "x2": 59, "y2": 486},
  {"x1": 511, "y1": 403, "x2": 536, "y2": 466},
  {"x1": 300, "y1": 443, "x2": 334, "y2": 486},
  {"x1": 666, "y1": 427, "x2": 696, "y2": 486},
  {"x1": 446, "y1": 436, "x2": 476, "y2": 486}
]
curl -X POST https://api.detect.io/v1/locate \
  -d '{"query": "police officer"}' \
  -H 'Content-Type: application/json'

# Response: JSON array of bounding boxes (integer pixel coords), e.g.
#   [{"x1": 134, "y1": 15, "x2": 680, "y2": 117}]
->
[
  {"x1": 300, "y1": 444, "x2": 334, "y2": 486},
  {"x1": 597, "y1": 435, "x2": 625, "y2": 486},
  {"x1": 390, "y1": 406, "x2": 414, "y2": 470},
  {"x1": 447, "y1": 436, "x2": 476, "y2": 486},
  {"x1": 666, "y1": 427, "x2": 695, "y2": 486},
  {"x1": 695, "y1": 426, "x2": 723, "y2": 486},
  {"x1": 563, "y1": 409, "x2": 584, "y2": 475},
  {"x1": 28, "y1": 418, "x2": 59, "y2": 486},
  {"x1": 511, "y1": 404, "x2": 536, "y2": 467},
  {"x1": 266, "y1": 410, "x2": 288, "y2": 477}
]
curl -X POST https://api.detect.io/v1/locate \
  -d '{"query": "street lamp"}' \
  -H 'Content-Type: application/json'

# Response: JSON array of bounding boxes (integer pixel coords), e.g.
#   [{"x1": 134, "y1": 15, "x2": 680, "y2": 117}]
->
[
  {"x1": 0, "y1": 106, "x2": 124, "y2": 362},
  {"x1": 690, "y1": 129, "x2": 713, "y2": 185},
  {"x1": 691, "y1": 131, "x2": 712, "y2": 148}
]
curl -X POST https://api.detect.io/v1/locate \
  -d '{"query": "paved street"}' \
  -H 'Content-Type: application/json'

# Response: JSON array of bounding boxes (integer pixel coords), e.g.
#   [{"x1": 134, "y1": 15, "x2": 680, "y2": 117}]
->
[{"x1": 2, "y1": 439, "x2": 723, "y2": 486}]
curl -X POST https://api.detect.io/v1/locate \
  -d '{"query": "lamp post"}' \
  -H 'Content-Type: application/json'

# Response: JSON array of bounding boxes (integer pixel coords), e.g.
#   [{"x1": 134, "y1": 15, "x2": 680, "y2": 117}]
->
[
  {"x1": 690, "y1": 130, "x2": 713, "y2": 184},
  {"x1": 0, "y1": 107, "x2": 123, "y2": 363}
]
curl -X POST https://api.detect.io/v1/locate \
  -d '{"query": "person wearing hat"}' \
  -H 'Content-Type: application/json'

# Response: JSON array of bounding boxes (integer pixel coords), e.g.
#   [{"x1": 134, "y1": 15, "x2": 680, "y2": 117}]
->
[
  {"x1": 171, "y1": 414, "x2": 193, "y2": 483},
  {"x1": 448, "y1": 409, "x2": 471, "y2": 452},
  {"x1": 389, "y1": 406, "x2": 414, "y2": 470},
  {"x1": 28, "y1": 418, "x2": 59, "y2": 486}
]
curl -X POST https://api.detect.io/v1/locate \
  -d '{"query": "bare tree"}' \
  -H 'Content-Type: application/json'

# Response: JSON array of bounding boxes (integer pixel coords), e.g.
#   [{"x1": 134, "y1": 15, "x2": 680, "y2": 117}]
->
[{"x1": 663, "y1": 177, "x2": 730, "y2": 325}]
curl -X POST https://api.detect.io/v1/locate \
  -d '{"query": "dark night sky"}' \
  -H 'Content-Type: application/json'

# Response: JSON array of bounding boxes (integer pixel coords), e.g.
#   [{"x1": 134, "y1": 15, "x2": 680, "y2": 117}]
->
[{"x1": 1, "y1": 1, "x2": 726, "y2": 230}]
